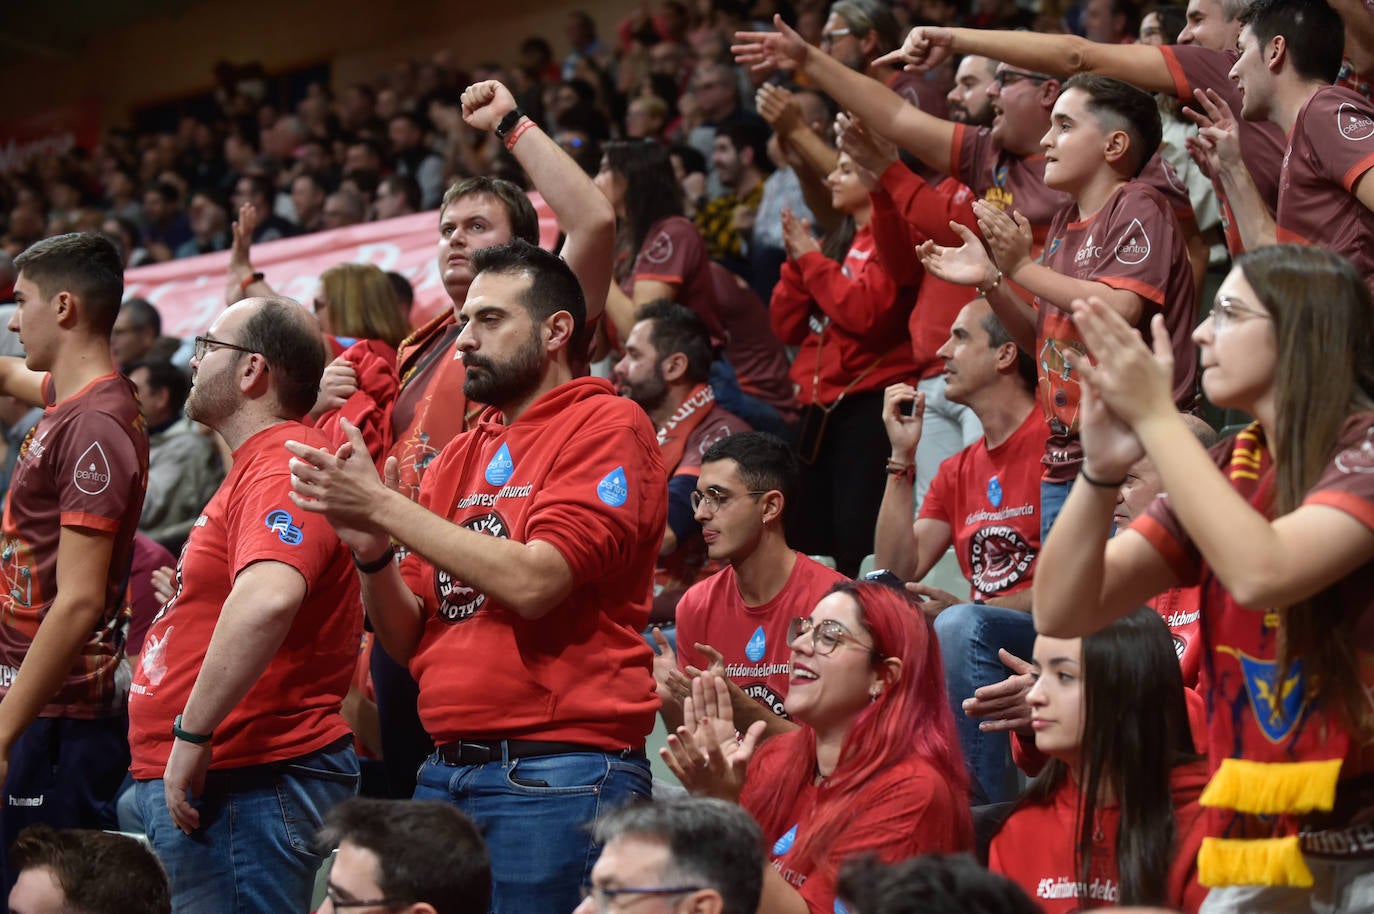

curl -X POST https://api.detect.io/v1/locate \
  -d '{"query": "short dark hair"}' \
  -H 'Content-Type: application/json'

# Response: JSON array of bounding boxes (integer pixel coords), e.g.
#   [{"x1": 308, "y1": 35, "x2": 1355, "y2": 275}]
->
[
  {"x1": 717, "y1": 117, "x2": 773, "y2": 175},
  {"x1": 380, "y1": 173, "x2": 422, "y2": 212},
  {"x1": 837, "y1": 854, "x2": 1040, "y2": 914},
  {"x1": 701, "y1": 431, "x2": 798, "y2": 510},
  {"x1": 14, "y1": 233, "x2": 124, "y2": 334},
  {"x1": 469, "y1": 240, "x2": 586, "y2": 351},
  {"x1": 1062, "y1": 73, "x2": 1161, "y2": 177},
  {"x1": 120, "y1": 296, "x2": 162, "y2": 336},
  {"x1": 317, "y1": 798, "x2": 490, "y2": 914},
  {"x1": 979, "y1": 305, "x2": 1037, "y2": 391},
  {"x1": 634, "y1": 300, "x2": 714, "y2": 384},
  {"x1": 592, "y1": 798, "x2": 765, "y2": 914},
  {"x1": 242, "y1": 173, "x2": 275, "y2": 205},
  {"x1": 1238, "y1": 0, "x2": 1344, "y2": 84},
  {"x1": 236, "y1": 297, "x2": 328, "y2": 417},
  {"x1": 128, "y1": 359, "x2": 190, "y2": 414},
  {"x1": 440, "y1": 177, "x2": 539, "y2": 246},
  {"x1": 12, "y1": 824, "x2": 171, "y2": 914},
  {"x1": 145, "y1": 180, "x2": 180, "y2": 204}
]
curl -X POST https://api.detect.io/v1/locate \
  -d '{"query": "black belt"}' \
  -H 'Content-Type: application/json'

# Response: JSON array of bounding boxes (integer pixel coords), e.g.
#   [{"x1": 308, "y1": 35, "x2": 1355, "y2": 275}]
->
[{"x1": 434, "y1": 739, "x2": 642, "y2": 766}]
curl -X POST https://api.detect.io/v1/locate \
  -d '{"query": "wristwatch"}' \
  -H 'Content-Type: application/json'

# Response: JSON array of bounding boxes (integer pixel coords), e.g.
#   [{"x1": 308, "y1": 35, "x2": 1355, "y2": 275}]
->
[{"x1": 495, "y1": 108, "x2": 526, "y2": 139}]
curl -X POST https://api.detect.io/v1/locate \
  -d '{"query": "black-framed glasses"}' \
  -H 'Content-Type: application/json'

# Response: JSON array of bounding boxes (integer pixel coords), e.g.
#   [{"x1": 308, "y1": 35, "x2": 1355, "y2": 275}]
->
[
  {"x1": 193, "y1": 335, "x2": 259, "y2": 361},
  {"x1": 579, "y1": 883, "x2": 703, "y2": 913},
  {"x1": 689, "y1": 488, "x2": 768, "y2": 514},
  {"x1": 322, "y1": 883, "x2": 408, "y2": 910},
  {"x1": 787, "y1": 617, "x2": 876, "y2": 655},
  {"x1": 993, "y1": 68, "x2": 1050, "y2": 88}
]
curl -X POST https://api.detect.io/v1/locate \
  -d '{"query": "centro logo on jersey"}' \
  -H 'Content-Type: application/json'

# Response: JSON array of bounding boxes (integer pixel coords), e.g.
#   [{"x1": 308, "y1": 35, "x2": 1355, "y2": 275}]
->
[
  {"x1": 1074, "y1": 233, "x2": 1103, "y2": 264},
  {"x1": 435, "y1": 511, "x2": 510, "y2": 623},
  {"x1": 73, "y1": 442, "x2": 111, "y2": 495}
]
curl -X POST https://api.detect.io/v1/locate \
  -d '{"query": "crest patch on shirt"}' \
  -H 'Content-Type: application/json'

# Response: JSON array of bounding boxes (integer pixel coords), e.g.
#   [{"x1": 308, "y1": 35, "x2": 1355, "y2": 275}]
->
[
  {"x1": 1338, "y1": 102, "x2": 1374, "y2": 141},
  {"x1": 73, "y1": 442, "x2": 111, "y2": 495}
]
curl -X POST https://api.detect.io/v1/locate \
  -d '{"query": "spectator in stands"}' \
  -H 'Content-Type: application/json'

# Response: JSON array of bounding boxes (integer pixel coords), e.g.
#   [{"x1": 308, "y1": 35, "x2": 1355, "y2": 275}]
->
[
  {"x1": 315, "y1": 798, "x2": 491, "y2": 914},
  {"x1": 873, "y1": 297, "x2": 1044, "y2": 805},
  {"x1": 374, "y1": 174, "x2": 422, "y2": 221},
  {"x1": 945, "y1": 54, "x2": 998, "y2": 126},
  {"x1": 625, "y1": 94, "x2": 670, "y2": 140},
  {"x1": 1037, "y1": 245, "x2": 1374, "y2": 900},
  {"x1": 770, "y1": 151, "x2": 921, "y2": 577},
  {"x1": 231, "y1": 174, "x2": 296, "y2": 242},
  {"x1": 140, "y1": 181, "x2": 192, "y2": 261},
  {"x1": 685, "y1": 61, "x2": 755, "y2": 191},
  {"x1": 128, "y1": 297, "x2": 361, "y2": 914},
  {"x1": 654, "y1": 431, "x2": 846, "y2": 736},
  {"x1": 1080, "y1": 0, "x2": 1140, "y2": 44},
  {"x1": 697, "y1": 117, "x2": 771, "y2": 268},
  {"x1": 665, "y1": 581, "x2": 974, "y2": 914},
  {"x1": 837, "y1": 854, "x2": 1041, "y2": 914},
  {"x1": 109, "y1": 297, "x2": 163, "y2": 371},
  {"x1": 616, "y1": 301, "x2": 750, "y2": 614},
  {"x1": 175, "y1": 188, "x2": 230, "y2": 258},
  {"x1": 322, "y1": 188, "x2": 367, "y2": 230},
  {"x1": 127, "y1": 359, "x2": 224, "y2": 553},
  {"x1": 580, "y1": 798, "x2": 765, "y2": 914},
  {"x1": 9, "y1": 825, "x2": 170, "y2": 914},
  {"x1": 290, "y1": 171, "x2": 329, "y2": 234},
  {"x1": 990, "y1": 610, "x2": 1207, "y2": 913},
  {"x1": 389, "y1": 112, "x2": 445, "y2": 209},
  {"x1": 823, "y1": 0, "x2": 949, "y2": 121}
]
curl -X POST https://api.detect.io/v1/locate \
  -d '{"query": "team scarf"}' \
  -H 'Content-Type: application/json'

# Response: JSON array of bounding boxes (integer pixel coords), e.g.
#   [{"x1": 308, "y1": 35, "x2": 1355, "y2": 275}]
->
[{"x1": 656, "y1": 383, "x2": 716, "y2": 475}]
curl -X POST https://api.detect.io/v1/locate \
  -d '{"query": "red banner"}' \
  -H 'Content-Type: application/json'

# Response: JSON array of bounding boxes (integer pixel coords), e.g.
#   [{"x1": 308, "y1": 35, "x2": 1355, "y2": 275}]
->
[
  {"x1": 123, "y1": 193, "x2": 559, "y2": 338},
  {"x1": 0, "y1": 100, "x2": 103, "y2": 174}
]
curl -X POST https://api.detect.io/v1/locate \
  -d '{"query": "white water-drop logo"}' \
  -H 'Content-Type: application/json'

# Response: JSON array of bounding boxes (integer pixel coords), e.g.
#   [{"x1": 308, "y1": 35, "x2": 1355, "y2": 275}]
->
[
  {"x1": 73, "y1": 442, "x2": 111, "y2": 495},
  {"x1": 1114, "y1": 219, "x2": 1151, "y2": 265}
]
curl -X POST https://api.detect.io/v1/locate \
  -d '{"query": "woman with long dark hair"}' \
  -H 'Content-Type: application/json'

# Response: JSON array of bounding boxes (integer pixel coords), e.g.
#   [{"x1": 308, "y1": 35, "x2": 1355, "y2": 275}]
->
[
  {"x1": 1036, "y1": 244, "x2": 1374, "y2": 903},
  {"x1": 990, "y1": 609, "x2": 1208, "y2": 912},
  {"x1": 770, "y1": 150, "x2": 919, "y2": 575},
  {"x1": 663, "y1": 581, "x2": 972, "y2": 914}
]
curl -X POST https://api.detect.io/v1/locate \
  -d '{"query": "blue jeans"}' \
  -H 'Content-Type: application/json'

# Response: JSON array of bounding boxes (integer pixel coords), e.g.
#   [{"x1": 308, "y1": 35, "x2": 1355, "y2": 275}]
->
[
  {"x1": 934, "y1": 603, "x2": 1037, "y2": 805},
  {"x1": 136, "y1": 737, "x2": 359, "y2": 914},
  {"x1": 1040, "y1": 478, "x2": 1073, "y2": 544},
  {"x1": 414, "y1": 748, "x2": 652, "y2": 914}
]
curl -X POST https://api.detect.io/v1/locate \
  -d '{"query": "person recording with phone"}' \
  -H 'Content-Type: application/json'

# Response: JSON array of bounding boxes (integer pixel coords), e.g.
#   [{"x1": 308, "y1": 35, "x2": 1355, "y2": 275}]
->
[{"x1": 872, "y1": 296, "x2": 1044, "y2": 805}]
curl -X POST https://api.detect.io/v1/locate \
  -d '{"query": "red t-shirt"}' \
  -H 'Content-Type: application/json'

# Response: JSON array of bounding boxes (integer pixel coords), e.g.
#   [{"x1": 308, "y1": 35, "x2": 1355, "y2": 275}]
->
[
  {"x1": 770, "y1": 226, "x2": 920, "y2": 406},
  {"x1": 989, "y1": 760, "x2": 1211, "y2": 913},
  {"x1": 128, "y1": 423, "x2": 361, "y2": 777},
  {"x1": 0, "y1": 373, "x2": 148, "y2": 718},
  {"x1": 742, "y1": 733, "x2": 972, "y2": 914},
  {"x1": 1159, "y1": 44, "x2": 1287, "y2": 238},
  {"x1": 625, "y1": 215, "x2": 727, "y2": 342},
  {"x1": 1037, "y1": 184, "x2": 1198, "y2": 481},
  {"x1": 951, "y1": 123, "x2": 1074, "y2": 251},
  {"x1": 1275, "y1": 85, "x2": 1374, "y2": 292},
  {"x1": 675, "y1": 553, "x2": 846, "y2": 719},
  {"x1": 919, "y1": 407, "x2": 1047, "y2": 600},
  {"x1": 399, "y1": 377, "x2": 664, "y2": 749},
  {"x1": 1149, "y1": 585, "x2": 1204, "y2": 690},
  {"x1": 390, "y1": 313, "x2": 480, "y2": 502}
]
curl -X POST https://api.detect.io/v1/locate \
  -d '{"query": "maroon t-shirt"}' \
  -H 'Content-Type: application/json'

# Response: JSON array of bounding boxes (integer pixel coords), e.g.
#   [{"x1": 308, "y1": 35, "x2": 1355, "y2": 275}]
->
[
  {"x1": 625, "y1": 215, "x2": 727, "y2": 342},
  {"x1": 950, "y1": 123, "x2": 1073, "y2": 251},
  {"x1": 1275, "y1": 85, "x2": 1374, "y2": 291},
  {"x1": 0, "y1": 373, "x2": 148, "y2": 717},
  {"x1": 707, "y1": 262, "x2": 798, "y2": 423},
  {"x1": 1037, "y1": 184, "x2": 1197, "y2": 481}
]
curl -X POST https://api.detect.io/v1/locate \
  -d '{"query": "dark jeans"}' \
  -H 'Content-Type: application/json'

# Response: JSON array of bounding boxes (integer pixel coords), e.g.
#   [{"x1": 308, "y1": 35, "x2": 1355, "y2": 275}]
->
[{"x1": 368, "y1": 639, "x2": 433, "y2": 798}]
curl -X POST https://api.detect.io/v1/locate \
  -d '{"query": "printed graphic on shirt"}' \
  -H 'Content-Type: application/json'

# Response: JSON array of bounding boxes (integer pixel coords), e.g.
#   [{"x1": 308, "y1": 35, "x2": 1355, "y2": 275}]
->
[
  {"x1": 435, "y1": 511, "x2": 510, "y2": 623},
  {"x1": 139, "y1": 627, "x2": 173, "y2": 688},
  {"x1": 644, "y1": 230, "x2": 675, "y2": 264},
  {"x1": 598, "y1": 466, "x2": 629, "y2": 507},
  {"x1": 72, "y1": 442, "x2": 111, "y2": 495},
  {"x1": 746, "y1": 626, "x2": 766, "y2": 662},
  {"x1": 968, "y1": 524, "x2": 1034, "y2": 594},
  {"x1": 774, "y1": 824, "x2": 798, "y2": 855},
  {"x1": 264, "y1": 509, "x2": 304, "y2": 545},
  {"x1": 1038, "y1": 330, "x2": 1086, "y2": 436},
  {"x1": 987, "y1": 475, "x2": 1003, "y2": 508},
  {"x1": 1336, "y1": 429, "x2": 1374, "y2": 473},
  {"x1": 485, "y1": 443, "x2": 514, "y2": 486},
  {"x1": 1114, "y1": 220, "x2": 1151, "y2": 265},
  {"x1": 0, "y1": 534, "x2": 38, "y2": 610},
  {"x1": 1219, "y1": 646, "x2": 1310, "y2": 744},
  {"x1": 1339, "y1": 102, "x2": 1374, "y2": 140},
  {"x1": 1036, "y1": 876, "x2": 1120, "y2": 904}
]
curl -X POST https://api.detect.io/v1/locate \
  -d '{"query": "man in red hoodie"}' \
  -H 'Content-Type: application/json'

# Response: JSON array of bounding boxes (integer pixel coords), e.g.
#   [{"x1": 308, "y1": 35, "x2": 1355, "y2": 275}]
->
[{"x1": 287, "y1": 240, "x2": 665, "y2": 914}]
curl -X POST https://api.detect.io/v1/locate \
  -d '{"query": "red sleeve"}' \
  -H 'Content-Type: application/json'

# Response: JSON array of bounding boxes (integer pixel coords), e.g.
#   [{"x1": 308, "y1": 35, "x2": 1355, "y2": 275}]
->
[
  {"x1": 1302, "y1": 415, "x2": 1374, "y2": 528},
  {"x1": 525, "y1": 411, "x2": 666, "y2": 586},
  {"x1": 223, "y1": 464, "x2": 345, "y2": 589},
  {"x1": 1010, "y1": 732, "x2": 1048, "y2": 777},
  {"x1": 55, "y1": 412, "x2": 143, "y2": 533},
  {"x1": 793, "y1": 246, "x2": 900, "y2": 338},
  {"x1": 868, "y1": 177, "x2": 925, "y2": 288},
  {"x1": 878, "y1": 163, "x2": 978, "y2": 247},
  {"x1": 1308, "y1": 89, "x2": 1374, "y2": 191},
  {"x1": 313, "y1": 340, "x2": 399, "y2": 468},
  {"x1": 769, "y1": 260, "x2": 813, "y2": 346},
  {"x1": 917, "y1": 458, "x2": 956, "y2": 525}
]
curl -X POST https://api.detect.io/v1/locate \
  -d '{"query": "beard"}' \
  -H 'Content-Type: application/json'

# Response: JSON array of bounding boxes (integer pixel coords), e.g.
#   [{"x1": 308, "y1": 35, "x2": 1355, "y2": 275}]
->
[
  {"x1": 184, "y1": 365, "x2": 236, "y2": 428},
  {"x1": 462, "y1": 330, "x2": 546, "y2": 406},
  {"x1": 619, "y1": 369, "x2": 669, "y2": 415}
]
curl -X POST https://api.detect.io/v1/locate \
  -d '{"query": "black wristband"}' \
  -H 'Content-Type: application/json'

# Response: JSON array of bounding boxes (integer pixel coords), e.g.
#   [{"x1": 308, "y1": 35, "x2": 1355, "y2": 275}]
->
[
  {"x1": 1079, "y1": 466, "x2": 1127, "y2": 489},
  {"x1": 172, "y1": 714, "x2": 213, "y2": 745},
  {"x1": 495, "y1": 108, "x2": 526, "y2": 139},
  {"x1": 353, "y1": 544, "x2": 396, "y2": 574}
]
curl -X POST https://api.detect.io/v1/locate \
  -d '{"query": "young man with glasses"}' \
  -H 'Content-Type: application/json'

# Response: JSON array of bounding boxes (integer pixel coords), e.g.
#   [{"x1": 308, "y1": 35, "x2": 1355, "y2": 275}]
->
[
  {"x1": 0, "y1": 234, "x2": 148, "y2": 891},
  {"x1": 654, "y1": 432, "x2": 845, "y2": 737},
  {"x1": 577, "y1": 798, "x2": 764, "y2": 914},
  {"x1": 127, "y1": 296, "x2": 362, "y2": 914}
]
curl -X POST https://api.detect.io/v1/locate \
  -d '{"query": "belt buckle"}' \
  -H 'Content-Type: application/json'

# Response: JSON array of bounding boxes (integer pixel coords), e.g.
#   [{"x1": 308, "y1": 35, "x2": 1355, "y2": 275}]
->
[{"x1": 459, "y1": 741, "x2": 496, "y2": 764}]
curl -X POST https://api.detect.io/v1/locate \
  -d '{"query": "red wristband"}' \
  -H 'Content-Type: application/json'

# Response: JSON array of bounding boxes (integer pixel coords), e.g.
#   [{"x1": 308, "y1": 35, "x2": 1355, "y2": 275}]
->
[{"x1": 503, "y1": 118, "x2": 535, "y2": 151}]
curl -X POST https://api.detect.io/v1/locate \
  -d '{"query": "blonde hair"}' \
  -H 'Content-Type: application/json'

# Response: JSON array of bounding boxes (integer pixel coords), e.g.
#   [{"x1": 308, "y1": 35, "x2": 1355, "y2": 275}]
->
[{"x1": 319, "y1": 263, "x2": 409, "y2": 349}]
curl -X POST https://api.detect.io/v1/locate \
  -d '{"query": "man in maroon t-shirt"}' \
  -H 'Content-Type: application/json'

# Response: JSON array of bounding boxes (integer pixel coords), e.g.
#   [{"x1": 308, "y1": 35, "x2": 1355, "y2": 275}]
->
[{"x1": 0, "y1": 233, "x2": 148, "y2": 888}]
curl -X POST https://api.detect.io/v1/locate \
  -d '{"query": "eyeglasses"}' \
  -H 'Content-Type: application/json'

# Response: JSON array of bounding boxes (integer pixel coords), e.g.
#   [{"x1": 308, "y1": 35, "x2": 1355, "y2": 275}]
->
[
  {"x1": 787, "y1": 617, "x2": 876, "y2": 655},
  {"x1": 820, "y1": 28, "x2": 854, "y2": 44},
  {"x1": 993, "y1": 68, "x2": 1051, "y2": 88},
  {"x1": 689, "y1": 488, "x2": 768, "y2": 514},
  {"x1": 193, "y1": 335, "x2": 259, "y2": 361},
  {"x1": 322, "y1": 883, "x2": 408, "y2": 910},
  {"x1": 579, "y1": 884, "x2": 703, "y2": 913},
  {"x1": 1211, "y1": 296, "x2": 1272, "y2": 331}
]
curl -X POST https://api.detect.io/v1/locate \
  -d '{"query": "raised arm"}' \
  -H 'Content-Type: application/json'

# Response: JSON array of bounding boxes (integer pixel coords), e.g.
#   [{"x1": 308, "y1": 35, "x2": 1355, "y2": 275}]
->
[
  {"x1": 878, "y1": 25, "x2": 1176, "y2": 96},
  {"x1": 0, "y1": 356, "x2": 46, "y2": 408},
  {"x1": 461, "y1": 80, "x2": 616, "y2": 327},
  {"x1": 873, "y1": 384, "x2": 952, "y2": 580},
  {"x1": 734, "y1": 16, "x2": 959, "y2": 177},
  {"x1": 1187, "y1": 89, "x2": 1276, "y2": 251}
]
